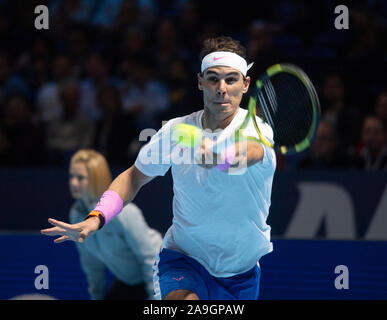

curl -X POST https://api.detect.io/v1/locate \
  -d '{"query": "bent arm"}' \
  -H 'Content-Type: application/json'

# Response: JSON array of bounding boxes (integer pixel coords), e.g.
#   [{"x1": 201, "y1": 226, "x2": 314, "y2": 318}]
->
[
  {"x1": 234, "y1": 140, "x2": 264, "y2": 168},
  {"x1": 197, "y1": 138, "x2": 264, "y2": 170}
]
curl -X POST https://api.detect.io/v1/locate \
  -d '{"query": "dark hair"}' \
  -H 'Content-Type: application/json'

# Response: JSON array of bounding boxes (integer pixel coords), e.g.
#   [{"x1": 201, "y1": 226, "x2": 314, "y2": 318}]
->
[
  {"x1": 199, "y1": 36, "x2": 247, "y2": 61},
  {"x1": 199, "y1": 36, "x2": 248, "y2": 81}
]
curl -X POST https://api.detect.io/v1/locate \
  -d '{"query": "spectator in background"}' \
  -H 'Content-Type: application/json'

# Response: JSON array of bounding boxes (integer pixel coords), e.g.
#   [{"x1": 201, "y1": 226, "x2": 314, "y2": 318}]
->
[
  {"x1": 280, "y1": 0, "x2": 326, "y2": 45},
  {"x1": 0, "y1": 94, "x2": 46, "y2": 165},
  {"x1": 93, "y1": 85, "x2": 139, "y2": 166},
  {"x1": 45, "y1": 79, "x2": 95, "y2": 165},
  {"x1": 354, "y1": 115, "x2": 387, "y2": 171},
  {"x1": 117, "y1": 27, "x2": 148, "y2": 64},
  {"x1": 0, "y1": 53, "x2": 33, "y2": 106},
  {"x1": 15, "y1": 35, "x2": 53, "y2": 94},
  {"x1": 175, "y1": 0, "x2": 201, "y2": 60},
  {"x1": 162, "y1": 58, "x2": 201, "y2": 119},
  {"x1": 65, "y1": 27, "x2": 90, "y2": 68},
  {"x1": 113, "y1": 0, "x2": 157, "y2": 33},
  {"x1": 153, "y1": 18, "x2": 182, "y2": 81},
  {"x1": 121, "y1": 58, "x2": 169, "y2": 130},
  {"x1": 66, "y1": 149, "x2": 162, "y2": 299},
  {"x1": 50, "y1": 0, "x2": 99, "y2": 36},
  {"x1": 30, "y1": 35, "x2": 52, "y2": 61},
  {"x1": 114, "y1": 0, "x2": 139, "y2": 31},
  {"x1": 0, "y1": 127, "x2": 8, "y2": 163},
  {"x1": 299, "y1": 120, "x2": 353, "y2": 170},
  {"x1": 375, "y1": 91, "x2": 387, "y2": 128},
  {"x1": 91, "y1": 0, "x2": 124, "y2": 32},
  {"x1": 0, "y1": 6, "x2": 12, "y2": 57},
  {"x1": 80, "y1": 52, "x2": 117, "y2": 122},
  {"x1": 115, "y1": 28, "x2": 147, "y2": 80},
  {"x1": 36, "y1": 54, "x2": 74, "y2": 123},
  {"x1": 246, "y1": 20, "x2": 279, "y2": 82},
  {"x1": 346, "y1": 4, "x2": 381, "y2": 63},
  {"x1": 30, "y1": 58, "x2": 50, "y2": 93},
  {"x1": 321, "y1": 73, "x2": 363, "y2": 151},
  {"x1": 136, "y1": 0, "x2": 158, "y2": 30}
]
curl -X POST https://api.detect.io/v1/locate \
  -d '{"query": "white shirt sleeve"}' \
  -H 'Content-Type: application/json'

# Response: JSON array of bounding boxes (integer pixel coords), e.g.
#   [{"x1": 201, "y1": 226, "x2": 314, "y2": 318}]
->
[{"x1": 134, "y1": 118, "x2": 181, "y2": 177}]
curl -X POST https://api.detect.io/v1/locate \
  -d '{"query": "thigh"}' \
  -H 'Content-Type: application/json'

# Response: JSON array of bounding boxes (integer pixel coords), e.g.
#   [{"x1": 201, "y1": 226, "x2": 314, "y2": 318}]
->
[
  {"x1": 233, "y1": 264, "x2": 261, "y2": 300},
  {"x1": 153, "y1": 249, "x2": 209, "y2": 300},
  {"x1": 164, "y1": 289, "x2": 199, "y2": 300},
  {"x1": 210, "y1": 265, "x2": 261, "y2": 300}
]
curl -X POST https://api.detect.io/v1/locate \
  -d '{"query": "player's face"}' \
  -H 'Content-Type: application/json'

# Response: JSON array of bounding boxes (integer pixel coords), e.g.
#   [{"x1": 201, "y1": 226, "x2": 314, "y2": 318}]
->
[
  {"x1": 69, "y1": 162, "x2": 90, "y2": 201},
  {"x1": 198, "y1": 66, "x2": 250, "y2": 117}
]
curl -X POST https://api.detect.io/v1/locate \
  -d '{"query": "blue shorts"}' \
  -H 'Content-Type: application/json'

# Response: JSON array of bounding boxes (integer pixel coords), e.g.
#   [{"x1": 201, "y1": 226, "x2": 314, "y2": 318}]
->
[{"x1": 153, "y1": 248, "x2": 260, "y2": 300}]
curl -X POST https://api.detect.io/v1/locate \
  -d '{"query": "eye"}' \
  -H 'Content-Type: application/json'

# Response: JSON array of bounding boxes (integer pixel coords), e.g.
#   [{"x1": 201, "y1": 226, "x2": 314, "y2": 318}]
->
[
  {"x1": 207, "y1": 76, "x2": 219, "y2": 83},
  {"x1": 69, "y1": 174, "x2": 86, "y2": 181},
  {"x1": 226, "y1": 77, "x2": 238, "y2": 84}
]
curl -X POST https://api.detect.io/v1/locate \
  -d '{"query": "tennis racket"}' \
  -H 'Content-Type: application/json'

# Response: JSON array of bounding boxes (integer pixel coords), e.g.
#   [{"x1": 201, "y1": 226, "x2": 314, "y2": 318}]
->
[{"x1": 173, "y1": 63, "x2": 321, "y2": 155}]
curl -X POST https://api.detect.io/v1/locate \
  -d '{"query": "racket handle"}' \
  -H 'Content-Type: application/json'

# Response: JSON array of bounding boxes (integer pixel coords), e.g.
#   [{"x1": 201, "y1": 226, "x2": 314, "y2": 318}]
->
[{"x1": 216, "y1": 145, "x2": 236, "y2": 171}]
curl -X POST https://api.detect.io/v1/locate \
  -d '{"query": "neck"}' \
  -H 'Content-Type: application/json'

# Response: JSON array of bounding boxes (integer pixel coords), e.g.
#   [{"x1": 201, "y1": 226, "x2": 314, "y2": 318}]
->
[{"x1": 202, "y1": 107, "x2": 239, "y2": 130}]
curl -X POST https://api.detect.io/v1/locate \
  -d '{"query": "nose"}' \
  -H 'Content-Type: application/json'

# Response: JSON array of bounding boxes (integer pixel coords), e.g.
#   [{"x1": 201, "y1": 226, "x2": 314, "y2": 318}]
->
[{"x1": 216, "y1": 79, "x2": 227, "y2": 96}]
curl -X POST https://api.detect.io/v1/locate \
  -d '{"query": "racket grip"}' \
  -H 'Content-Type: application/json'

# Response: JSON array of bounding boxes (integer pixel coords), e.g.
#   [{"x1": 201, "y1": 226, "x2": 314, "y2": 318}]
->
[
  {"x1": 216, "y1": 145, "x2": 236, "y2": 171},
  {"x1": 91, "y1": 190, "x2": 123, "y2": 225}
]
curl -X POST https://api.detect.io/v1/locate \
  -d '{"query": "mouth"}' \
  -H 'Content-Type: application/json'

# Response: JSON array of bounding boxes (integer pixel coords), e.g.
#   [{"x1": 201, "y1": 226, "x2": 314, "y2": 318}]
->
[{"x1": 213, "y1": 101, "x2": 231, "y2": 106}]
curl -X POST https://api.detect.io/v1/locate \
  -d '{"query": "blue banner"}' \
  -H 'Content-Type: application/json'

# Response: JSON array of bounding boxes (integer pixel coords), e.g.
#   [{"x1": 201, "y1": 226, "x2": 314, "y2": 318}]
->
[
  {"x1": 0, "y1": 234, "x2": 386, "y2": 300},
  {"x1": 1, "y1": 168, "x2": 385, "y2": 241}
]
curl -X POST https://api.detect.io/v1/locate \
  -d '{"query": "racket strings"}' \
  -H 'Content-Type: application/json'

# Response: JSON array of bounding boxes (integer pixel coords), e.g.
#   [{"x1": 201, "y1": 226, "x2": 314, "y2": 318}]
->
[{"x1": 257, "y1": 73, "x2": 314, "y2": 147}]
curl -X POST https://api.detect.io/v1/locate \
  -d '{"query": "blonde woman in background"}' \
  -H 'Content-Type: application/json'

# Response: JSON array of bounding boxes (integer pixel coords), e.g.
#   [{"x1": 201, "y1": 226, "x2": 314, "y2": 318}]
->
[{"x1": 67, "y1": 149, "x2": 162, "y2": 300}]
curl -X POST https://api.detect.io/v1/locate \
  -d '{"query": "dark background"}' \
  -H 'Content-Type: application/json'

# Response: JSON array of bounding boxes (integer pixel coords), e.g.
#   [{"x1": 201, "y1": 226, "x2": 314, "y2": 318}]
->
[
  {"x1": 0, "y1": 0, "x2": 386, "y2": 301},
  {"x1": 0, "y1": 0, "x2": 386, "y2": 170}
]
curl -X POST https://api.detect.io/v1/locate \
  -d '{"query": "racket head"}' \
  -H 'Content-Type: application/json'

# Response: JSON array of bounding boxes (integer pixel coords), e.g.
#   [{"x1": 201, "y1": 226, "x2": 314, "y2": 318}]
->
[{"x1": 246, "y1": 63, "x2": 321, "y2": 155}]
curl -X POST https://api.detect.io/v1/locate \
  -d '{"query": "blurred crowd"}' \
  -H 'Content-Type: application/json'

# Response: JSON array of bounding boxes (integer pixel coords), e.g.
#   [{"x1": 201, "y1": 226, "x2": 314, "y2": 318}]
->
[{"x1": 0, "y1": 0, "x2": 386, "y2": 171}]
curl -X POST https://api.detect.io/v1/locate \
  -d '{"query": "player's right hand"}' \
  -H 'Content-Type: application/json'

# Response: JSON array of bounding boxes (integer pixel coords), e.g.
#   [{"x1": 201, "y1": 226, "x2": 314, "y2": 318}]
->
[
  {"x1": 195, "y1": 137, "x2": 218, "y2": 169},
  {"x1": 40, "y1": 217, "x2": 100, "y2": 243}
]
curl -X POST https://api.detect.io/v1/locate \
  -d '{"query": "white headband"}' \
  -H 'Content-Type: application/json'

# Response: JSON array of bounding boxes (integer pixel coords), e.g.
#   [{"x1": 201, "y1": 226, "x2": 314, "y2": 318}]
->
[{"x1": 201, "y1": 51, "x2": 254, "y2": 77}]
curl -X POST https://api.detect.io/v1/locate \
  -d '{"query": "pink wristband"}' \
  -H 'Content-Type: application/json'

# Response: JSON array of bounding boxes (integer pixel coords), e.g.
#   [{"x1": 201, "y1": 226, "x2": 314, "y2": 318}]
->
[
  {"x1": 94, "y1": 190, "x2": 123, "y2": 224},
  {"x1": 216, "y1": 145, "x2": 236, "y2": 171}
]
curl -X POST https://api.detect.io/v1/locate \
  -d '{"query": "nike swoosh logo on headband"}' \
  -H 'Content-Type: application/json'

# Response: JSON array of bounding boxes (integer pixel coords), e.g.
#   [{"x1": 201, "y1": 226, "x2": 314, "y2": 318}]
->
[{"x1": 213, "y1": 56, "x2": 225, "y2": 61}]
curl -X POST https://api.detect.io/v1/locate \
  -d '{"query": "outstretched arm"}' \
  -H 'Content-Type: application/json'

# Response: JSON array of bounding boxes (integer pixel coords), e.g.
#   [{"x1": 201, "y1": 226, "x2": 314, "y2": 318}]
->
[
  {"x1": 196, "y1": 138, "x2": 264, "y2": 170},
  {"x1": 41, "y1": 165, "x2": 154, "y2": 243}
]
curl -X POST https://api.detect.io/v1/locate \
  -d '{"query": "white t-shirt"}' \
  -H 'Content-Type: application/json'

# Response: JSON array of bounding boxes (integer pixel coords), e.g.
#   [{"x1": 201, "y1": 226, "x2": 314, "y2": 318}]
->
[{"x1": 135, "y1": 107, "x2": 276, "y2": 277}]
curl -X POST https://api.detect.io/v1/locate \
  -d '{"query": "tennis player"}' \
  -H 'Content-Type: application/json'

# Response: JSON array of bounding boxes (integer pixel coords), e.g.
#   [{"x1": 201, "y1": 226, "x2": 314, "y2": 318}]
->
[
  {"x1": 41, "y1": 36, "x2": 276, "y2": 300},
  {"x1": 64, "y1": 149, "x2": 162, "y2": 299}
]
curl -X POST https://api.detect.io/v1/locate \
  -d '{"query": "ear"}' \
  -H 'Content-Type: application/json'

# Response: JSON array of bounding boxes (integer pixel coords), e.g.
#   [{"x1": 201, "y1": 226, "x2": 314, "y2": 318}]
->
[
  {"x1": 242, "y1": 76, "x2": 250, "y2": 94},
  {"x1": 197, "y1": 73, "x2": 203, "y2": 91}
]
